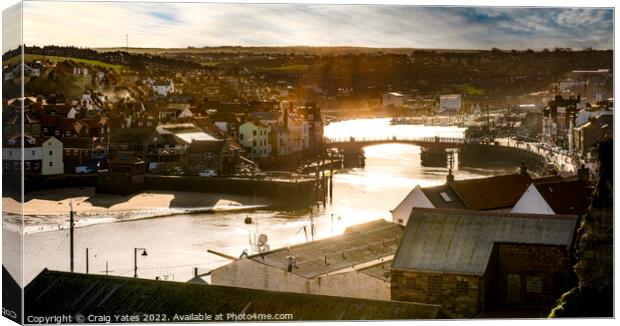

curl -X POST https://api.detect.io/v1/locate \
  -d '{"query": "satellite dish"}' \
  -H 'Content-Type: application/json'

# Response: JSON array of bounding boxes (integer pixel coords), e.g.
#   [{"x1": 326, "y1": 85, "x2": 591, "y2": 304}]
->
[{"x1": 258, "y1": 234, "x2": 270, "y2": 253}]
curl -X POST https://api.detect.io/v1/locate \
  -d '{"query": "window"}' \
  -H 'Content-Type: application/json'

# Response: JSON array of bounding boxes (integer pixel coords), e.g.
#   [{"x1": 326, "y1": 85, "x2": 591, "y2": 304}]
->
[
  {"x1": 49, "y1": 151, "x2": 53, "y2": 156},
  {"x1": 253, "y1": 130, "x2": 257, "y2": 136},
  {"x1": 31, "y1": 150, "x2": 36, "y2": 156},
  {"x1": 239, "y1": 134, "x2": 244, "y2": 140},
  {"x1": 526, "y1": 276, "x2": 542, "y2": 293},
  {"x1": 439, "y1": 192, "x2": 452, "y2": 202},
  {"x1": 49, "y1": 162, "x2": 54, "y2": 167}
]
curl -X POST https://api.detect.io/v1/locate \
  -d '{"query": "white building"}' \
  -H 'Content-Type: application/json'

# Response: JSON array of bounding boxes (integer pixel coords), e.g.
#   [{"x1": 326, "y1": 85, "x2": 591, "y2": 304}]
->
[
  {"x1": 152, "y1": 80, "x2": 175, "y2": 96},
  {"x1": 41, "y1": 136, "x2": 64, "y2": 175},
  {"x1": 439, "y1": 94, "x2": 462, "y2": 112},
  {"x1": 511, "y1": 179, "x2": 588, "y2": 215},
  {"x1": 238, "y1": 121, "x2": 271, "y2": 158},
  {"x1": 382, "y1": 92, "x2": 405, "y2": 108}
]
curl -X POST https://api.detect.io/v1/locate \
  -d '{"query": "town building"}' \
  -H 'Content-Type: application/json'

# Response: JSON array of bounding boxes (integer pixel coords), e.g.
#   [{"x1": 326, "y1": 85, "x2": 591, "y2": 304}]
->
[
  {"x1": 211, "y1": 220, "x2": 403, "y2": 300},
  {"x1": 187, "y1": 139, "x2": 241, "y2": 175},
  {"x1": 572, "y1": 114, "x2": 613, "y2": 158},
  {"x1": 26, "y1": 269, "x2": 451, "y2": 320},
  {"x1": 145, "y1": 123, "x2": 220, "y2": 170},
  {"x1": 542, "y1": 95, "x2": 580, "y2": 148},
  {"x1": 3, "y1": 61, "x2": 42, "y2": 80},
  {"x1": 40, "y1": 136, "x2": 64, "y2": 175},
  {"x1": 97, "y1": 151, "x2": 145, "y2": 195},
  {"x1": 238, "y1": 121, "x2": 271, "y2": 159},
  {"x1": 512, "y1": 179, "x2": 588, "y2": 215},
  {"x1": 439, "y1": 94, "x2": 462, "y2": 112},
  {"x1": 391, "y1": 208, "x2": 578, "y2": 318},
  {"x1": 61, "y1": 137, "x2": 107, "y2": 173},
  {"x1": 382, "y1": 92, "x2": 406, "y2": 108},
  {"x1": 391, "y1": 171, "x2": 533, "y2": 225},
  {"x1": 3, "y1": 134, "x2": 42, "y2": 177},
  {"x1": 151, "y1": 79, "x2": 175, "y2": 96}
]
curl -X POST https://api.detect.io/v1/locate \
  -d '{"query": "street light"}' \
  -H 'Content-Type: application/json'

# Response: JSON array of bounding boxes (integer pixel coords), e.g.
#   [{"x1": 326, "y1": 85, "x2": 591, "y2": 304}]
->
[{"x1": 134, "y1": 247, "x2": 148, "y2": 278}]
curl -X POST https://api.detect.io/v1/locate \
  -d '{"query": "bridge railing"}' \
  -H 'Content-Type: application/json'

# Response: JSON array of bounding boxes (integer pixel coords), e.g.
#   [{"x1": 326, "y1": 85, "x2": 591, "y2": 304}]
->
[{"x1": 324, "y1": 136, "x2": 467, "y2": 144}]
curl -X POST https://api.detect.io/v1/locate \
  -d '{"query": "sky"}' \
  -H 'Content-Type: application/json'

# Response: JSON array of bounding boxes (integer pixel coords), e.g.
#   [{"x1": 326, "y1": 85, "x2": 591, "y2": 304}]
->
[{"x1": 6, "y1": 1, "x2": 614, "y2": 51}]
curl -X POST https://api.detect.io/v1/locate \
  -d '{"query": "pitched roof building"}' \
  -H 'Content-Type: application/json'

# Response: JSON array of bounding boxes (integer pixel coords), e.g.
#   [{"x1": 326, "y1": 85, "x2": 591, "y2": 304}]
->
[
  {"x1": 511, "y1": 179, "x2": 589, "y2": 215},
  {"x1": 391, "y1": 169, "x2": 570, "y2": 225},
  {"x1": 25, "y1": 269, "x2": 451, "y2": 320},
  {"x1": 211, "y1": 219, "x2": 403, "y2": 300},
  {"x1": 391, "y1": 208, "x2": 578, "y2": 317}
]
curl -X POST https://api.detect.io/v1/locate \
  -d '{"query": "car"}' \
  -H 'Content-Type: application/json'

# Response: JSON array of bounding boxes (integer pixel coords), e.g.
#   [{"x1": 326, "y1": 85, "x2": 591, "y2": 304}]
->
[
  {"x1": 75, "y1": 166, "x2": 95, "y2": 174},
  {"x1": 199, "y1": 169, "x2": 218, "y2": 177}
]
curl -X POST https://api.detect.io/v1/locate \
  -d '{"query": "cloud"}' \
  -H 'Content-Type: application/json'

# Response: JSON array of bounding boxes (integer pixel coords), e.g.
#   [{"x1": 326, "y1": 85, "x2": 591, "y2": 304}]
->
[{"x1": 21, "y1": 2, "x2": 613, "y2": 50}]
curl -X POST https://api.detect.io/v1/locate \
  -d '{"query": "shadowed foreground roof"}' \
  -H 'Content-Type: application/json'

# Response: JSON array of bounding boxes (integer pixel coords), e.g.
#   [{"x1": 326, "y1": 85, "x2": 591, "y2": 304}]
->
[
  {"x1": 392, "y1": 208, "x2": 578, "y2": 276},
  {"x1": 25, "y1": 270, "x2": 450, "y2": 320}
]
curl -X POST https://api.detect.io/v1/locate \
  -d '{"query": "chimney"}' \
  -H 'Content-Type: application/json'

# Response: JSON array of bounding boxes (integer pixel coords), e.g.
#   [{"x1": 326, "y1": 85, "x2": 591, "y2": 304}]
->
[
  {"x1": 446, "y1": 169, "x2": 454, "y2": 184},
  {"x1": 519, "y1": 162, "x2": 529, "y2": 176},
  {"x1": 286, "y1": 256, "x2": 295, "y2": 272}
]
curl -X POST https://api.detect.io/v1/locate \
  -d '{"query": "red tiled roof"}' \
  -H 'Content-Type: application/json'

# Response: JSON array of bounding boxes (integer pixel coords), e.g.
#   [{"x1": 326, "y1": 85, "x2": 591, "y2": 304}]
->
[
  {"x1": 450, "y1": 174, "x2": 531, "y2": 210},
  {"x1": 534, "y1": 180, "x2": 589, "y2": 215}
]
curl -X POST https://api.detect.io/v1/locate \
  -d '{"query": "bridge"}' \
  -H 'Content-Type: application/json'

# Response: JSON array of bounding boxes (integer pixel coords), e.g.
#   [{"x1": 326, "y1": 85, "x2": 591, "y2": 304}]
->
[{"x1": 324, "y1": 136, "x2": 474, "y2": 151}]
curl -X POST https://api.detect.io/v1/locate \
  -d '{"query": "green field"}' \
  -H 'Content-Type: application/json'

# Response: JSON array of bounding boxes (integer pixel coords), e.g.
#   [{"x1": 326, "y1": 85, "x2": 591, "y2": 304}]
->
[
  {"x1": 3, "y1": 54, "x2": 124, "y2": 71},
  {"x1": 259, "y1": 64, "x2": 309, "y2": 72},
  {"x1": 456, "y1": 83, "x2": 485, "y2": 96}
]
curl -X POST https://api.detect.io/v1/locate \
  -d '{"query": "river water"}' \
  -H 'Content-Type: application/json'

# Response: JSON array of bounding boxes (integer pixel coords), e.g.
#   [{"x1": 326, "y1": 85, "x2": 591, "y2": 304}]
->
[{"x1": 18, "y1": 118, "x2": 517, "y2": 284}]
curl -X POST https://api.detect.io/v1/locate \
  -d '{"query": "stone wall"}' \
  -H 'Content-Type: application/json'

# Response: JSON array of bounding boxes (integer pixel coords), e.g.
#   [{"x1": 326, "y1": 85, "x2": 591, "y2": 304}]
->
[
  {"x1": 391, "y1": 270, "x2": 481, "y2": 318},
  {"x1": 495, "y1": 243, "x2": 574, "y2": 306}
]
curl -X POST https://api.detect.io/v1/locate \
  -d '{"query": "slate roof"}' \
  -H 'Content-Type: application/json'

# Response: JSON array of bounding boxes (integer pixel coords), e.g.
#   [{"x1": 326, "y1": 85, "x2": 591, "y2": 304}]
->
[
  {"x1": 25, "y1": 270, "x2": 450, "y2": 320},
  {"x1": 392, "y1": 208, "x2": 578, "y2": 276},
  {"x1": 189, "y1": 139, "x2": 226, "y2": 153},
  {"x1": 248, "y1": 220, "x2": 403, "y2": 279},
  {"x1": 420, "y1": 184, "x2": 467, "y2": 209},
  {"x1": 449, "y1": 174, "x2": 531, "y2": 210},
  {"x1": 534, "y1": 180, "x2": 589, "y2": 215}
]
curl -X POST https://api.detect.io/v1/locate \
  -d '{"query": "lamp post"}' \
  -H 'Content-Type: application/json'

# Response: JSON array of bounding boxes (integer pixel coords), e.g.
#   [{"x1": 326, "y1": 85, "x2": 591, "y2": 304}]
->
[
  {"x1": 133, "y1": 247, "x2": 148, "y2": 278},
  {"x1": 69, "y1": 201, "x2": 75, "y2": 273}
]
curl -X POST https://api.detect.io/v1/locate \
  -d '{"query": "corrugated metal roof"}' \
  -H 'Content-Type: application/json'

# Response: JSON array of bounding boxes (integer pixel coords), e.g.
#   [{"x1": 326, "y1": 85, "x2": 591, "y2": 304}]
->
[
  {"x1": 250, "y1": 219, "x2": 403, "y2": 279},
  {"x1": 358, "y1": 260, "x2": 393, "y2": 282},
  {"x1": 25, "y1": 270, "x2": 451, "y2": 320},
  {"x1": 392, "y1": 208, "x2": 578, "y2": 276}
]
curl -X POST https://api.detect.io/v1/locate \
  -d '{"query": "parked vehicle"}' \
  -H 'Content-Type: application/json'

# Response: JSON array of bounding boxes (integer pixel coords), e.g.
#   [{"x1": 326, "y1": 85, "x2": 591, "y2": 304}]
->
[
  {"x1": 75, "y1": 166, "x2": 95, "y2": 174},
  {"x1": 199, "y1": 169, "x2": 218, "y2": 177}
]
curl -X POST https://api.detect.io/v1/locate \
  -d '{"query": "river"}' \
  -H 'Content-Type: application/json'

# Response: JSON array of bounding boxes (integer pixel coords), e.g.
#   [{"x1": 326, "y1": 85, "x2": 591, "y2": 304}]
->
[{"x1": 16, "y1": 118, "x2": 517, "y2": 284}]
